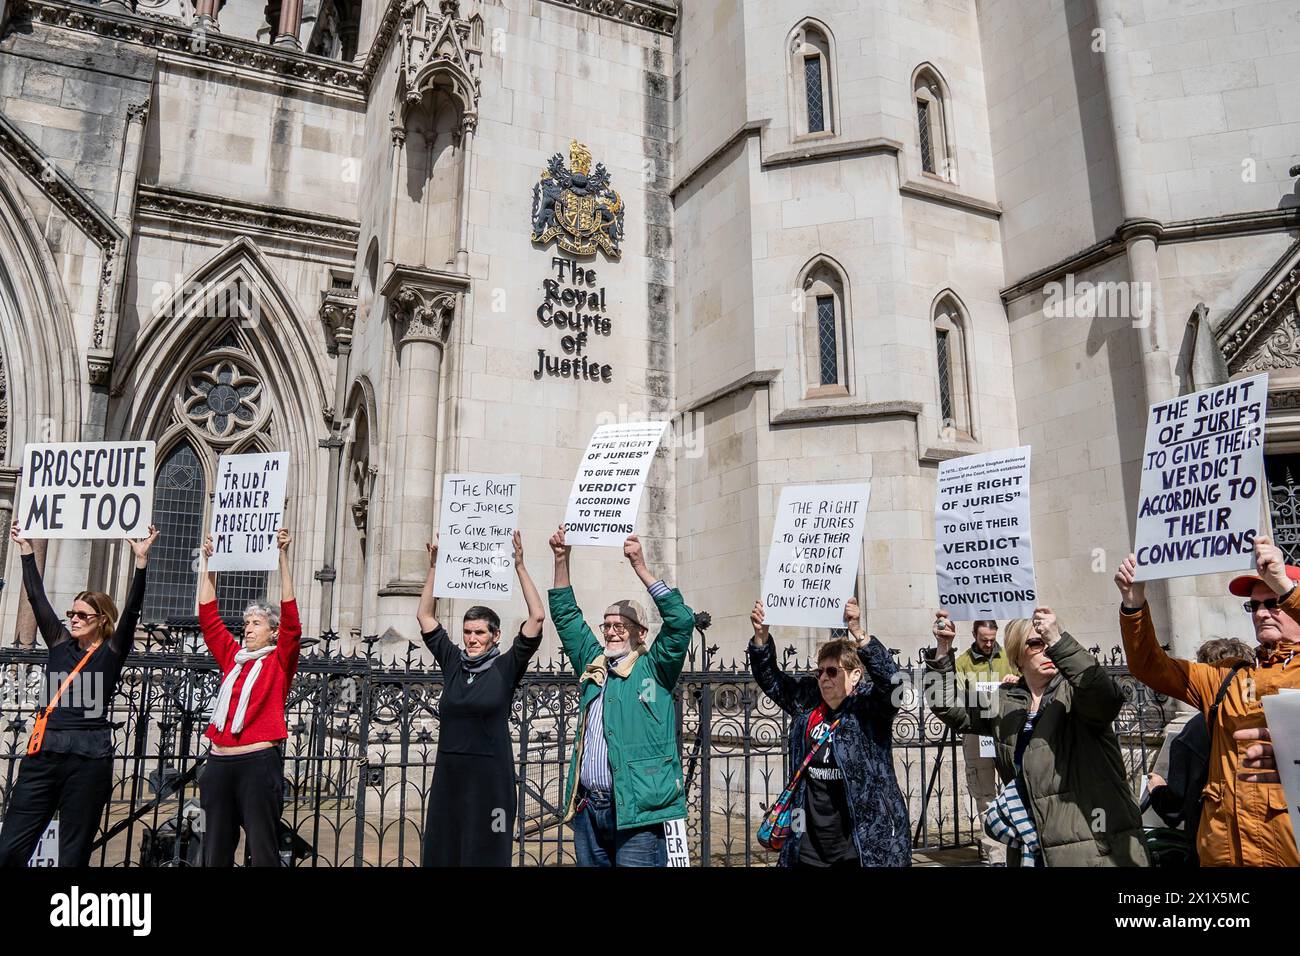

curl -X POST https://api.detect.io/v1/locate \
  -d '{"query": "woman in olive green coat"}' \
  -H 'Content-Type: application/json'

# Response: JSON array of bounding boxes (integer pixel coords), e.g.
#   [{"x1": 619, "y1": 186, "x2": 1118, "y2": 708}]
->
[{"x1": 925, "y1": 606, "x2": 1149, "y2": 867}]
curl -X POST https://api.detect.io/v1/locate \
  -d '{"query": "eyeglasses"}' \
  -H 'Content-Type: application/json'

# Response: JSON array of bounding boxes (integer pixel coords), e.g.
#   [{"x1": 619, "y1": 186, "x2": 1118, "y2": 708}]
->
[
  {"x1": 816, "y1": 665, "x2": 841, "y2": 680},
  {"x1": 600, "y1": 622, "x2": 629, "y2": 635},
  {"x1": 1244, "y1": 598, "x2": 1281, "y2": 614},
  {"x1": 66, "y1": 610, "x2": 98, "y2": 622},
  {"x1": 1024, "y1": 638, "x2": 1047, "y2": 653}
]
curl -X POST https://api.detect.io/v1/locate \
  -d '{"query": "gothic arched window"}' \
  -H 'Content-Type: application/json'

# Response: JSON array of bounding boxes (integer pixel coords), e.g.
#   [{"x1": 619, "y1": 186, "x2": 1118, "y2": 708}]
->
[
  {"x1": 789, "y1": 21, "x2": 836, "y2": 138},
  {"x1": 913, "y1": 64, "x2": 954, "y2": 181},
  {"x1": 799, "y1": 257, "x2": 851, "y2": 397},
  {"x1": 933, "y1": 293, "x2": 973, "y2": 440}
]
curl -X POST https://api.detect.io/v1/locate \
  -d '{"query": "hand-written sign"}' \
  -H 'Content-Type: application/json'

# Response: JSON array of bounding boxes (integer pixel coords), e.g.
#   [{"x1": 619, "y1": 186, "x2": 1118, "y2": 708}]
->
[
  {"x1": 534, "y1": 257, "x2": 615, "y2": 384},
  {"x1": 20, "y1": 441, "x2": 155, "y2": 539},
  {"x1": 564, "y1": 421, "x2": 670, "y2": 546},
  {"x1": 760, "y1": 483, "x2": 871, "y2": 628},
  {"x1": 664, "y1": 818, "x2": 690, "y2": 867},
  {"x1": 1133, "y1": 374, "x2": 1266, "y2": 581},
  {"x1": 935, "y1": 446, "x2": 1036, "y2": 621},
  {"x1": 433, "y1": 474, "x2": 520, "y2": 599},
  {"x1": 208, "y1": 452, "x2": 287, "y2": 572},
  {"x1": 208, "y1": 452, "x2": 288, "y2": 572}
]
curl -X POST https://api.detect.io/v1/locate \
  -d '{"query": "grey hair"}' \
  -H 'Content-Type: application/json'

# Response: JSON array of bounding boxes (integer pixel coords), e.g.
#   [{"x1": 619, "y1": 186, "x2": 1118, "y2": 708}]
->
[{"x1": 243, "y1": 602, "x2": 281, "y2": 635}]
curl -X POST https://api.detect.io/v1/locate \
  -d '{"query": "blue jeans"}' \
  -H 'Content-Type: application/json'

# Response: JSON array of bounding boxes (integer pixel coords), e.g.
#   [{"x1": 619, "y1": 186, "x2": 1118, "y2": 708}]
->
[{"x1": 571, "y1": 789, "x2": 667, "y2": 867}]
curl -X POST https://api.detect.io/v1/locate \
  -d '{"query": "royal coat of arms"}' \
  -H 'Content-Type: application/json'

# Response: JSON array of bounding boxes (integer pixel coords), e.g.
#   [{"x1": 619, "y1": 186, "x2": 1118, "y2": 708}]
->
[{"x1": 531, "y1": 140, "x2": 624, "y2": 259}]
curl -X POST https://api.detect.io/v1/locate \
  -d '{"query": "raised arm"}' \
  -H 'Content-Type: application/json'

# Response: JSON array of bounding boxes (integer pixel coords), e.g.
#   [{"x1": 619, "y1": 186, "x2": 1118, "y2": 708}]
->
[
  {"x1": 625, "y1": 535, "x2": 694, "y2": 688},
  {"x1": 274, "y1": 529, "x2": 301, "y2": 674},
  {"x1": 1115, "y1": 555, "x2": 1212, "y2": 708},
  {"x1": 922, "y1": 612, "x2": 995, "y2": 736},
  {"x1": 1033, "y1": 607, "x2": 1122, "y2": 725},
  {"x1": 844, "y1": 597, "x2": 899, "y2": 717},
  {"x1": 547, "y1": 526, "x2": 600, "y2": 674},
  {"x1": 277, "y1": 527, "x2": 295, "y2": 604},
  {"x1": 417, "y1": 537, "x2": 440, "y2": 634},
  {"x1": 199, "y1": 534, "x2": 218, "y2": 607},
  {"x1": 12, "y1": 521, "x2": 67, "y2": 647},
  {"x1": 514, "y1": 530, "x2": 545, "y2": 639},
  {"x1": 113, "y1": 524, "x2": 159, "y2": 655},
  {"x1": 198, "y1": 534, "x2": 236, "y2": 671},
  {"x1": 747, "y1": 601, "x2": 817, "y2": 716},
  {"x1": 551, "y1": 523, "x2": 571, "y2": 590}
]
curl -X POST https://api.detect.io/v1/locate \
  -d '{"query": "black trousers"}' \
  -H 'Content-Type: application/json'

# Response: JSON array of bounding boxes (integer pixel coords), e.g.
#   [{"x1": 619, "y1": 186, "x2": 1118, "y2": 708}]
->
[
  {"x1": 199, "y1": 747, "x2": 284, "y2": 867},
  {"x1": 0, "y1": 750, "x2": 113, "y2": 867}
]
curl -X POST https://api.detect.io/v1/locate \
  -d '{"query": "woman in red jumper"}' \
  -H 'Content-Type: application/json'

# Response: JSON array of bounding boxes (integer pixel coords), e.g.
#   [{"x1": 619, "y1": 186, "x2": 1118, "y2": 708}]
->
[{"x1": 196, "y1": 527, "x2": 299, "y2": 867}]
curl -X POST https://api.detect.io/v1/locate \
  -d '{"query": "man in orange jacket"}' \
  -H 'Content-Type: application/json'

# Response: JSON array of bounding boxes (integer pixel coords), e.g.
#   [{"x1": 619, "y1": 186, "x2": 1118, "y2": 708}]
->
[{"x1": 1115, "y1": 536, "x2": 1300, "y2": 866}]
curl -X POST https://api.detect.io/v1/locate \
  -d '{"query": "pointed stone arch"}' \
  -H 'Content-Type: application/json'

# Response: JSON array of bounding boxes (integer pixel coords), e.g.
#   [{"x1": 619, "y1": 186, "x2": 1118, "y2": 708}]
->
[
  {"x1": 107, "y1": 237, "x2": 329, "y2": 614},
  {"x1": 0, "y1": 164, "x2": 82, "y2": 460}
]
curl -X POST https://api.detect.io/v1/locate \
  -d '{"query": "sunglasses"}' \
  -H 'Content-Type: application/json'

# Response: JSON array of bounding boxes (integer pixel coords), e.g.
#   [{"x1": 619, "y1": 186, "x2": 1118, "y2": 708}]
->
[
  {"x1": 816, "y1": 665, "x2": 842, "y2": 680},
  {"x1": 1244, "y1": 598, "x2": 1281, "y2": 614},
  {"x1": 66, "y1": 610, "x2": 99, "y2": 622},
  {"x1": 1024, "y1": 638, "x2": 1047, "y2": 653}
]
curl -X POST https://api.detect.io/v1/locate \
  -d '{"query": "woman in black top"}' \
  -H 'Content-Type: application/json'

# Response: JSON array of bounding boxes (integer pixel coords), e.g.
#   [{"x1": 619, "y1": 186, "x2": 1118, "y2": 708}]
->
[
  {"x1": 0, "y1": 520, "x2": 158, "y2": 867},
  {"x1": 418, "y1": 530, "x2": 544, "y2": 866},
  {"x1": 748, "y1": 596, "x2": 911, "y2": 867}
]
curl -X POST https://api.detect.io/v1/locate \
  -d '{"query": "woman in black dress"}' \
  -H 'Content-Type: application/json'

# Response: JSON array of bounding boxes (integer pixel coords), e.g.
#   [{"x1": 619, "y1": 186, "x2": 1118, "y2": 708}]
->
[
  {"x1": 418, "y1": 530, "x2": 544, "y2": 866},
  {"x1": 0, "y1": 520, "x2": 158, "y2": 867}
]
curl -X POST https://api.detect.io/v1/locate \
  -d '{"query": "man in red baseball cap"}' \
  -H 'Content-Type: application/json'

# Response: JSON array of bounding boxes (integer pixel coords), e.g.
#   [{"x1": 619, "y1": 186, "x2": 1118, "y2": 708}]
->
[{"x1": 1115, "y1": 535, "x2": 1300, "y2": 867}]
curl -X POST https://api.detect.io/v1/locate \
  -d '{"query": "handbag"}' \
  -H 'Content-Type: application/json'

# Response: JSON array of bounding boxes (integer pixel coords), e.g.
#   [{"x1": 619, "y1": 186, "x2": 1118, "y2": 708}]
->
[
  {"x1": 27, "y1": 648, "x2": 96, "y2": 756},
  {"x1": 757, "y1": 710, "x2": 842, "y2": 851}
]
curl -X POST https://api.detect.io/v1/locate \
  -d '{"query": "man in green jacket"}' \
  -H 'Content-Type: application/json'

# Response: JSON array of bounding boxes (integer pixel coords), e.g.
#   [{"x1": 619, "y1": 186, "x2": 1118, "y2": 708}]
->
[
  {"x1": 935, "y1": 610, "x2": 1016, "y2": 865},
  {"x1": 548, "y1": 526, "x2": 697, "y2": 867}
]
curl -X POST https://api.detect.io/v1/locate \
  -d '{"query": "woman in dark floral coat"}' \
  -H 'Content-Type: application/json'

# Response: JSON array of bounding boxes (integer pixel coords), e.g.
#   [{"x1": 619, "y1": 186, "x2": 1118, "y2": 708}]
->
[{"x1": 748, "y1": 597, "x2": 911, "y2": 867}]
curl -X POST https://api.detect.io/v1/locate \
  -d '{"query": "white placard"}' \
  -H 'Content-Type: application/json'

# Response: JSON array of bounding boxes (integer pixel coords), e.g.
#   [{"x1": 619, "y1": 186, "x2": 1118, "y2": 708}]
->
[
  {"x1": 1260, "y1": 692, "x2": 1300, "y2": 848},
  {"x1": 432, "y1": 473, "x2": 520, "y2": 600},
  {"x1": 19, "y1": 441, "x2": 155, "y2": 539},
  {"x1": 207, "y1": 452, "x2": 289, "y2": 572},
  {"x1": 934, "y1": 446, "x2": 1036, "y2": 621},
  {"x1": 1133, "y1": 374, "x2": 1267, "y2": 582},
  {"x1": 30, "y1": 821, "x2": 57, "y2": 867},
  {"x1": 976, "y1": 681, "x2": 999, "y2": 758},
  {"x1": 760, "y1": 483, "x2": 871, "y2": 629},
  {"x1": 664, "y1": 818, "x2": 690, "y2": 867},
  {"x1": 563, "y1": 421, "x2": 670, "y2": 546}
]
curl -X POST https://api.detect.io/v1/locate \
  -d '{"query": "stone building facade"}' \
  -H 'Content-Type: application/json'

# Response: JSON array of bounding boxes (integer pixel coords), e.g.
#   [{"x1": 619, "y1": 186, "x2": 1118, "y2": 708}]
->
[{"x1": 0, "y1": 0, "x2": 1297, "y2": 663}]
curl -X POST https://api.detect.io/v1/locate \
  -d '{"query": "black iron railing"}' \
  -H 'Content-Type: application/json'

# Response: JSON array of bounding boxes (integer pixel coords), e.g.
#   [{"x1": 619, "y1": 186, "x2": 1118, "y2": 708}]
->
[{"x1": 0, "y1": 626, "x2": 1171, "y2": 866}]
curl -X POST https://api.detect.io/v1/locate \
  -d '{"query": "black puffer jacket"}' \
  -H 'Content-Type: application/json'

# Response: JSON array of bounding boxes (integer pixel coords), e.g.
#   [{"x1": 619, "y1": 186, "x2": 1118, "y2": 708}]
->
[{"x1": 749, "y1": 636, "x2": 911, "y2": 867}]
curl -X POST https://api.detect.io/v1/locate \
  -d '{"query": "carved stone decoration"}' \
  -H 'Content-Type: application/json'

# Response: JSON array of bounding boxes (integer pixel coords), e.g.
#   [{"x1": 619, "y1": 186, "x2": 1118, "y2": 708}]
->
[
  {"x1": 1268, "y1": 390, "x2": 1300, "y2": 411},
  {"x1": 135, "y1": 184, "x2": 360, "y2": 251},
  {"x1": 0, "y1": 109, "x2": 125, "y2": 349},
  {"x1": 540, "y1": 0, "x2": 675, "y2": 35},
  {"x1": 1222, "y1": 258, "x2": 1300, "y2": 369},
  {"x1": 397, "y1": 0, "x2": 482, "y2": 130},
  {"x1": 531, "y1": 139, "x2": 624, "y2": 259},
  {"x1": 177, "y1": 354, "x2": 267, "y2": 443},
  {"x1": 320, "y1": 279, "x2": 358, "y2": 355},
  {"x1": 393, "y1": 286, "x2": 457, "y2": 346},
  {"x1": 0, "y1": 347, "x2": 8, "y2": 458},
  {"x1": 1233, "y1": 309, "x2": 1300, "y2": 374}
]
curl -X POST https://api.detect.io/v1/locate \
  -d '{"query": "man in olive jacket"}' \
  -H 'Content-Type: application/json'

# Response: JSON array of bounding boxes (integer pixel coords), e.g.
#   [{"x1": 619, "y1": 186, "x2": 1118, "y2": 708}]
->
[{"x1": 548, "y1": 526, "x2": 697, "y2": 867}]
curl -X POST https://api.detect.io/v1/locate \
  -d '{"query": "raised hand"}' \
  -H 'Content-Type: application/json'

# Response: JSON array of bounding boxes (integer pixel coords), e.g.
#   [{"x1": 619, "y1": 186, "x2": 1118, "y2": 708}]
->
[
  {"x1": 1254, "y1": 535, "x2": 1292, "y2": 597},
  {"x1": 843, "y1": 596, "x2": 864, "y2": 638},
  {"x1": 750, "y1": 600, "x2": 769, "y2": 644},
  {"x1": 932, "y1": 610, "x2": 956, "y2": 655},
  {"x1": 10, "y1": 519, "x2": 32, "y2": 556},
  {"x1": 549, "y1": 525, "x2": 570, "y2": 560},
  {"x1": 127, "y1": 524, "x2": 160, "y2": 566},
  {"x1": 276, "y1": 528, "x2": 292, "y2": 554},
  {"x1": 512, "y1": 529, "x2": 524, "y2": 568},
  {"x1": 1031, "y1": 606, "x2": 1061, "y2": 645},
  {"x1": 1114, "y1": 554, "x2": 1146, "y2": 609},
  {"x1": 623, "y1": 533, "x2": 645, "y2": 569},
  {"x1": 426, "y1": 535, "x2": 439, "y2": 568},
  {"x1": 202, "y1": 534, "x2": 215, "y2": 560}
]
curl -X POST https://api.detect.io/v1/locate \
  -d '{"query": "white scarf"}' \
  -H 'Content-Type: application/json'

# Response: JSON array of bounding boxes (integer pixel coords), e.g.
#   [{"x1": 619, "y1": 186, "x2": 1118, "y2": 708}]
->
[{"x1": 211, "y1": 645, "x2": 277, "y2": 736}]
